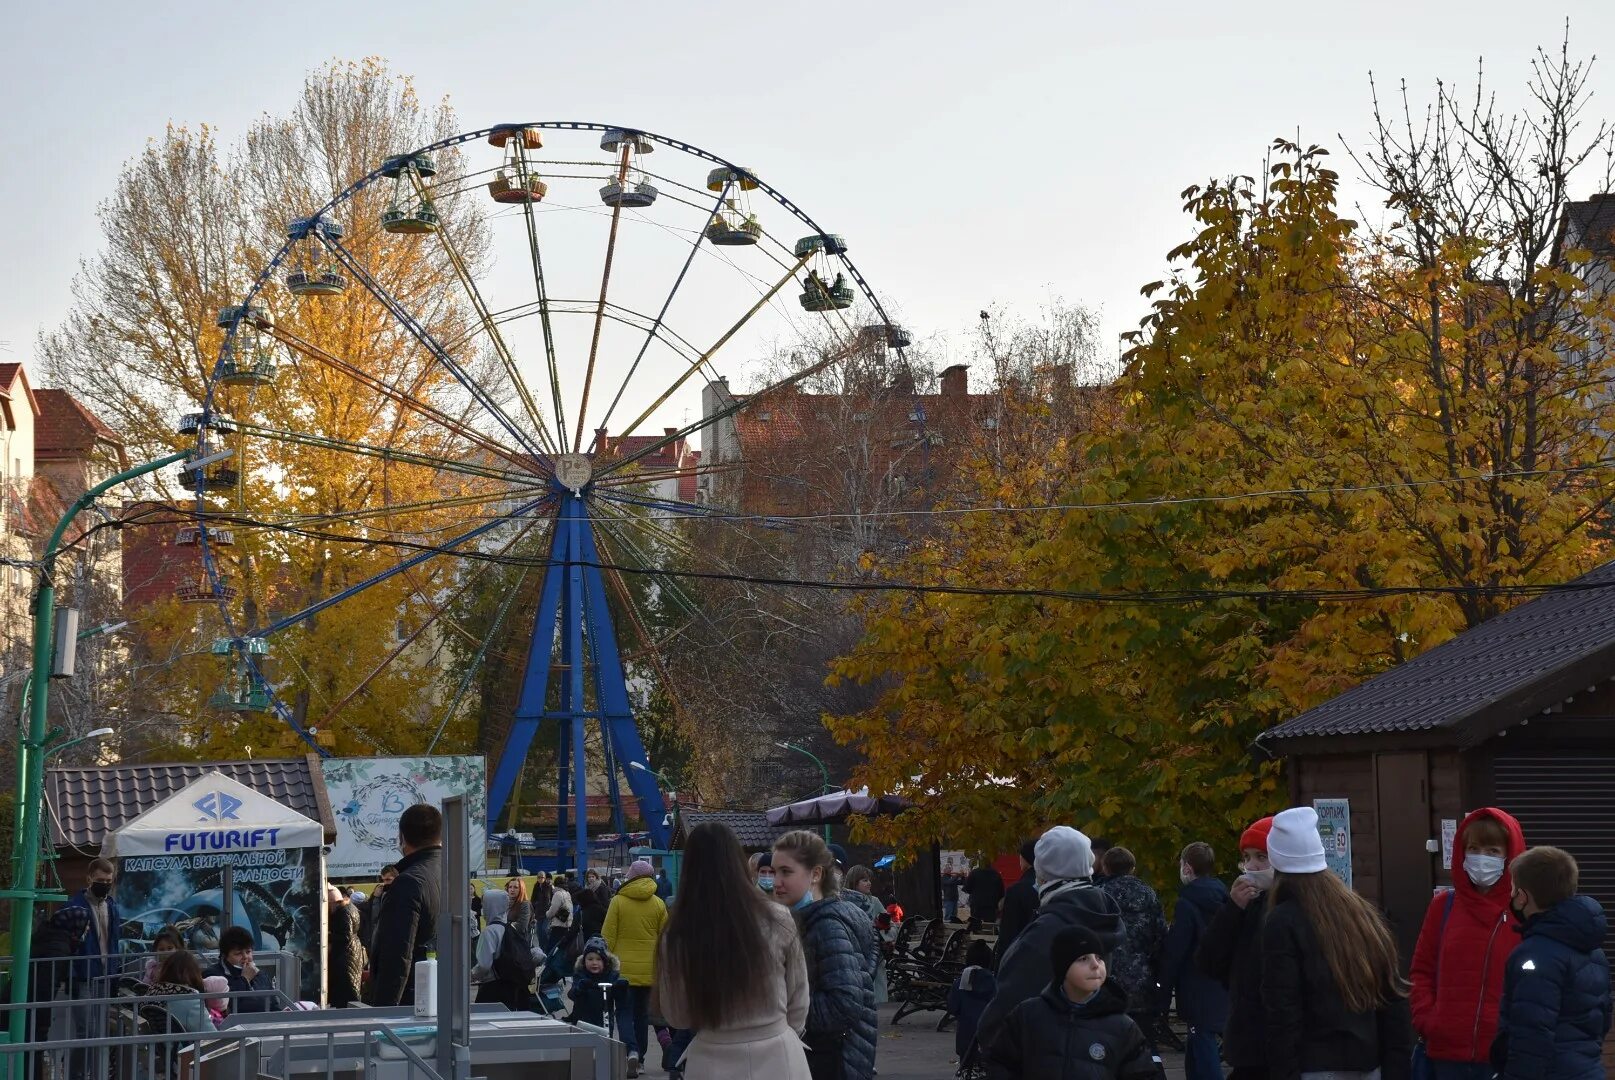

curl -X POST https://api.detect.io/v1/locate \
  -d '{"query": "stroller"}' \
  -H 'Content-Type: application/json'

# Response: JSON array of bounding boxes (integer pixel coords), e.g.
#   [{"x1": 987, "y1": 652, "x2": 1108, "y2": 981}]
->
[{"x1": 538, "y1": 924, "x2": 581, "y2": 989}]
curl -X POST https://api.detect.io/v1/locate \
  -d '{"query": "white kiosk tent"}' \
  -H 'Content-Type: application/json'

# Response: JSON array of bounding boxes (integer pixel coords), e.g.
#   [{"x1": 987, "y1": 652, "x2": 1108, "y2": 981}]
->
[{"x1": 105, "y1": 771, "x2": 328, "y2": 1004}]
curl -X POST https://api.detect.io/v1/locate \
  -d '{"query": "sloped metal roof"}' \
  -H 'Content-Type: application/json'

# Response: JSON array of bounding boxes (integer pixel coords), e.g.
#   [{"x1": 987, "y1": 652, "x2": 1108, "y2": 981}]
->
[
  {"x1": 671, "y1": 809, "x2": 785, "y2": 852},
  {"x1": 47, "y1": 756, "x2": 335, "y2": 852},
  {"x1": 1263, "y1": 560, "x2": 1615, "y2": 748}
]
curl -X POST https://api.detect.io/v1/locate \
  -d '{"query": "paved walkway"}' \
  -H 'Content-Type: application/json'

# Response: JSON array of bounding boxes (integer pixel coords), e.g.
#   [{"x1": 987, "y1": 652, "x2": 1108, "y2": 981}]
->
[{"x1": 873, "y1": 1002, "x2": 1189, "y2": 1079}]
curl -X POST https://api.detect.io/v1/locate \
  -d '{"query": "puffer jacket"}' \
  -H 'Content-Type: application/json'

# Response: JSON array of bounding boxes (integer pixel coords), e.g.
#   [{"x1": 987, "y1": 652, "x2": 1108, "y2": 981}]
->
[
  {"x1": 979, "y1": 879, "x2": 1125, "y2": 1048},
  {"x1": 1195, "y1": 893, "x2": 1266, "y2": 1068},
  {"x1": 1491, "y1": 895, "x2": 1612, "y2": 1080},
  {"x1": 1161, "y1": 874, "x2": 1229, "y2": 1030},
  {"x1": 327, "y1": 901, "x2": 366, "y2": 1008},
  {"x1": 1099, "y1": 874, "x2": 1168, "y2": 1015},
  {"x1": 1409, "y1": 807, "x2": 1525, "y2": 1063},
  {"x1": 1261, "y1": 891, "x2": 1413, "y2": 1080},
  {"x1": 602, "y1": 876, "x2": 667, "y2": 987},
  {"x1": 985, "y1": 978, "x2": 1165, "y2": 1080},
  {"x1": 800, "y1": 895, "x2": 879, "y2": 1080}
]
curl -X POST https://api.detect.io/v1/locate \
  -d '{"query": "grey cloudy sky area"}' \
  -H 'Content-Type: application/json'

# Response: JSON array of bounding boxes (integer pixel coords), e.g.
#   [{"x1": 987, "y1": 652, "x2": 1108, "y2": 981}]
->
[{"x1": 3, "y1": 1, "x2": 1613, "y2": 442}]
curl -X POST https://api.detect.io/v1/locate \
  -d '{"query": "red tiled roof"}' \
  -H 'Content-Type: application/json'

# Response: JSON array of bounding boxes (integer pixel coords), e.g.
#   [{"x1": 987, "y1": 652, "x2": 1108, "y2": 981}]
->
[
  {"x1": 678, "y1": 450, "x2": 701, "y2": 502},
  {"x1": 0, "y1": 362, "x2": 38, "y2": 422},
  {"x1": 35, "y1": 388, "x2": 124, "y2": 455}
]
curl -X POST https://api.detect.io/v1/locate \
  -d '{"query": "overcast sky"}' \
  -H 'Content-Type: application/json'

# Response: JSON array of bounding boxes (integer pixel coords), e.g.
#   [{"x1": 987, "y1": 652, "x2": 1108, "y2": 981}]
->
[{"x1": 4, "y1": 2, "x2": 1612, "y2": 440}]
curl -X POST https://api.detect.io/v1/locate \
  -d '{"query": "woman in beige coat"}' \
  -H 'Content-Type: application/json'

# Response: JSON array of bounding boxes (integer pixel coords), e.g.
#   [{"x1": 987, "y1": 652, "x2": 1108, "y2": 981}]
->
[{"x1": 655, "y1": 822, "x2": 811, "y2": 1080}]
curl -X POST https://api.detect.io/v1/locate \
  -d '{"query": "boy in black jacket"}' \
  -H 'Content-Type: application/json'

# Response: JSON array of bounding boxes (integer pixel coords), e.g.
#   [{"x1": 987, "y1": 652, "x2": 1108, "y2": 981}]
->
[
  {"x1": 1491, "y1": 846, "x2": 1612, "y2": 1080},
  {"x1": 986, "y1": 925, "x2": 1165, "y2": 1080}
]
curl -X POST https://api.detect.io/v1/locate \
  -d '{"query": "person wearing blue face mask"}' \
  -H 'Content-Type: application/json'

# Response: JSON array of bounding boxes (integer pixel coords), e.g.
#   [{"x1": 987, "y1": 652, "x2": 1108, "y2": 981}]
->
[
  {"x1": 1410, "y1": 808, "x2": 1526, "y2": 1080},
  {"x1": 772, "y1": 830, "x2": 878, "y2": 1080}
]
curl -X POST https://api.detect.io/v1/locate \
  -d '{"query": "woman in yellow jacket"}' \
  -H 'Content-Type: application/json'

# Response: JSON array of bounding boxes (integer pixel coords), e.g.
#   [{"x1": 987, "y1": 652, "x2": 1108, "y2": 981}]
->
[{"x1": 605, "y1": 860, "x2": 669, "y2": 1077}]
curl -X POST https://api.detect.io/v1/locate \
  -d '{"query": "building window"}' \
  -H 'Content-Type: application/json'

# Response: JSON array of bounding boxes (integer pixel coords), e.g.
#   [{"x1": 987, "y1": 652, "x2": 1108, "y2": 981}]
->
[{"x1": 749, "y1": 761, "x2": 783, "y2": 791}]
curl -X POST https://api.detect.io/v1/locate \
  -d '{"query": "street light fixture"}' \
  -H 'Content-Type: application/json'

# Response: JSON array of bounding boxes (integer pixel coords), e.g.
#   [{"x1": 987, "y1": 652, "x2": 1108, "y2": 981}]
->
[
  {"x1": 43, "y1": 727, "x2": 114, "y2": 759},
  {"x1": 776, "y1": 741, "x2": 833, "y2": 842},
  {"x1": 627, "y1": 761, "x2": 676, "y2": 829}
]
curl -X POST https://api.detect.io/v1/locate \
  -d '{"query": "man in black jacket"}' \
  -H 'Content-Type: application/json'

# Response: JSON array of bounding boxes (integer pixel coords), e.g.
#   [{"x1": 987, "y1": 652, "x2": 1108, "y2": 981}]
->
[
  {"x1": 367, "y1": 804, "x2": 444, "y2": 1006},
  {"x1": 1162, "y1": 842, "x2": 1230, "y2": 1080},
  {"x1": 995, "y1": 840, "x2": 1039, "y2": 968},
  {"x1": 979, "y1": 825, "x2": 1125, "y2": 1049},
  {"x1": 964, "y1": 860, "x2": 1005, "y2": 932}
]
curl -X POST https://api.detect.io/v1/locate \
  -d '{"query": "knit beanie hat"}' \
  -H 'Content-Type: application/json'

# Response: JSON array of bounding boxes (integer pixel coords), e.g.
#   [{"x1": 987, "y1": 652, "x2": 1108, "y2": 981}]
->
[
  {"x1": 1239, "y1": 815, "x2": 1275, "y2": 854},
  {"x1": 202, "y1": 975, "x2": 229, "y2": 1009},
  {"x1": 1019, "y1": 839, "x2": 1037, "y2": 867},
  {"x1": 827, "y1": 843, "x2": 850, "y2": 867},
  {"x1": 1049, "y1": 924, "x2": 1106, "y2": 983},
  {"x1": 1034, "y1": 825, "x2": 1094, "y2": 882},
  {"x1": 1268, "y1": 807, "x2": 1328, "y2": 874},
  {"x1": 628, "y1": 859, "x2": 655, "y2": 881},
  {"x1": 579, "y1": 935, "x2": 613, "y2": 968}
]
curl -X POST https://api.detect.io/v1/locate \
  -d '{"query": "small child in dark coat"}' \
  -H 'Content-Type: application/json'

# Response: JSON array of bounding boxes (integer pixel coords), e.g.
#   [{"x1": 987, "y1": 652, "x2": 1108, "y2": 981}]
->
[
  {"x1": 565, "y1": 936, "x2": 632, "y2": 1039},
  {"x1": 986, "y1": 925, "x2": 1165, "y2": 1080},
  {"x1": 1491, "y1": 846, "x2": 1613, "y2": 1080},
  {"x1": 949, "y1": 940, "x2": 999, "y2": 1063}
]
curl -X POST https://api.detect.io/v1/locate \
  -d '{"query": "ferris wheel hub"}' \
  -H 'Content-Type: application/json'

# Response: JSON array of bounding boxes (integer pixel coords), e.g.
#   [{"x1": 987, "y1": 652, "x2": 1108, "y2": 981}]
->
[{"x1": 552, "y1": 453, "x2": 594, "y2": 494}]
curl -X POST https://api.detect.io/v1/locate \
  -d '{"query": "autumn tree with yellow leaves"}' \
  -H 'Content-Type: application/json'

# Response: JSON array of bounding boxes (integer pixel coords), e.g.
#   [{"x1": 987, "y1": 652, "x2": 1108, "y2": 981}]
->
[
  {"x1": 829, "y1": 43, "x2": 1615, "y2": 873},
  {"x1": 41, "y1": 60, "x2": 510, "y2": 759}
]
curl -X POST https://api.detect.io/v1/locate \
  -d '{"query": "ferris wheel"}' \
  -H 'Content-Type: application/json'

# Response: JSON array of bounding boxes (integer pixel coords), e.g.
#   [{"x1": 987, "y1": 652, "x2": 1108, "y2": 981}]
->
[{"x1": 183, "y1": 121, "x2": 909, "y2": 865}]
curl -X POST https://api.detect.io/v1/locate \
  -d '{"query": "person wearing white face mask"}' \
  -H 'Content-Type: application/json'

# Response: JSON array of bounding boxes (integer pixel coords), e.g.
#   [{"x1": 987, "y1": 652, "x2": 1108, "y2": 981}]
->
[
  {"x1": 1195, "y1": 815, "x2": 1274, "y2": 1080},
  {"x1": 1409, "y1": 808, "x2": 1526, "y2": 1080}
]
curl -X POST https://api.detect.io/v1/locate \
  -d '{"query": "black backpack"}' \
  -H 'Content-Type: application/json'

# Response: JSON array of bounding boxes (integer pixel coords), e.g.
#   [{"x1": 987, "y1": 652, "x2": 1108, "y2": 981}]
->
[{"x1": 493, "y1": 921, "x2": 537, "y2": 985}]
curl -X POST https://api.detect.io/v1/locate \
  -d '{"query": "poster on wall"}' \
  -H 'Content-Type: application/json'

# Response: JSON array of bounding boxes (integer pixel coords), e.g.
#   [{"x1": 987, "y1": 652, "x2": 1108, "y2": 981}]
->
[
  {"x1": 940, "y1": 850, "x2": 969, "y2": 875},
  {"x1": 323, "y1": 756, "x2": 487, "y2": 878},
  {"x1": 1313, "y1": 798, "x2": 1353, "y2": 888},
  {"x1": 108, "y1": 773, "x2": 326, "y2": 1004}
]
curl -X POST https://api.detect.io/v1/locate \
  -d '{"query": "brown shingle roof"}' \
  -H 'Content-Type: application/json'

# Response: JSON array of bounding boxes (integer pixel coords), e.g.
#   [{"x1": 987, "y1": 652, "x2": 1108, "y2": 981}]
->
[
  {"x1": 46, "y1": 756, "x2": 335, "y2": 851},
  {"x1": 1564, "y1": 195, "x2": 1615, "y2": 256},
  {"x1": 1262, "y1": 560, "x2": 1615, "y2": 750},
  {"x1": 35, "y1": 388, "x2": 123, "y2": 456},
  {"x1": 671, "y1": 809, "x2": 785, "y2": 851}
]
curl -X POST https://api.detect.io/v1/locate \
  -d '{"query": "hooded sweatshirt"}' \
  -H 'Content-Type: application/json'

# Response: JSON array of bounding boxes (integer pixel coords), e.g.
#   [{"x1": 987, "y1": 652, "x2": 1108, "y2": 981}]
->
[
  {"x1": 1408, "y1": 807, "x2": 1526, "y2": 1063},
  {"x1": 472, "y1": 888, "x2": 511, "y2": 981}
]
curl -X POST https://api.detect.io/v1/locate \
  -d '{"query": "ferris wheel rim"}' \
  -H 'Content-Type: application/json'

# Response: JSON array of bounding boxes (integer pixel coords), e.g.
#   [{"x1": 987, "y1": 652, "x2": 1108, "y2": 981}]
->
[{"x1": 192, "y1": 119, "x2": 912, "y2": 756}]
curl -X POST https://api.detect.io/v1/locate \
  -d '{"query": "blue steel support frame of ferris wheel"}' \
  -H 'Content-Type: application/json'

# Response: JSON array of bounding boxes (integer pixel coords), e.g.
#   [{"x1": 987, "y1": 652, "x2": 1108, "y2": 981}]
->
[{"x1": 486, "y1": 493, "x2": 672, "y2": 860}]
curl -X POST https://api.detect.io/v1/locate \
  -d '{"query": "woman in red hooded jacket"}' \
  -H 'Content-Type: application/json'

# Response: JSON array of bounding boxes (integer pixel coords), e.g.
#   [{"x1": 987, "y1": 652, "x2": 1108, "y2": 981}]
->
[{"x1": 1408, "y1": 807, "x2": 1526, "y2": 1079}]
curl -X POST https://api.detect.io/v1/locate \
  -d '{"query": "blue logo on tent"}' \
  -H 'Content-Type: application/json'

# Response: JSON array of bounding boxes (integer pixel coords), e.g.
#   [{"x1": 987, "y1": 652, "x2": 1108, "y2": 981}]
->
[{"x1": 194, "y1": 792, "x2": 242, "y2": 822}]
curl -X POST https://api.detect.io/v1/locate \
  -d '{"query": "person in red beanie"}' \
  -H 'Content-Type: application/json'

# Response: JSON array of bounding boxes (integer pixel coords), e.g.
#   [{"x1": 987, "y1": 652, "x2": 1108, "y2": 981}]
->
[
  {"x1": 1196, "y1": 815, "x2": 1274, "y2": 1080},
  {"x1": 1409, "y1": 808, "x2": 1526, "y2": 1079}
]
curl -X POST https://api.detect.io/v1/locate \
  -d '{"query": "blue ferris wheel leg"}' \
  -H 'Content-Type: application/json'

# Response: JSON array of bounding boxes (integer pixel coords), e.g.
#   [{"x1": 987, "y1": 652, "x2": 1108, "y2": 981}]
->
[{"x1": 485, "y1": 494, "x2": 672, "y2": 870}]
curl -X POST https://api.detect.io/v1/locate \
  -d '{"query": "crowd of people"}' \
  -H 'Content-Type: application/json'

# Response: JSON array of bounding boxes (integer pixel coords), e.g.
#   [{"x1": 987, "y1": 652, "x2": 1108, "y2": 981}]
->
[
  {"x1": 28, "y1": 798, "x2": 1613, "y2": 1080},
  {"x1": 950, "y1": 805, "x2": 1611, "y2": 1080}
]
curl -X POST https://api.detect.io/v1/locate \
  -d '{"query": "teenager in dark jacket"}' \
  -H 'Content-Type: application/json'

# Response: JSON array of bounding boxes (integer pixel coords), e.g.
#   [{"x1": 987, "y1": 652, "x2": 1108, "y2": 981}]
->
[
  {"x1": 1097, "y1": 847, "x2": 1168, "y2": 1031},
  {"x1": 949, "y1": 940, "x2": 998, "y2": 1062},
  {"x1": 1196, "y1": 815, "x2": 1272, "y2": 1079},
  {"x1": 1490, "y1": 845, "x2": 1612, "y2": 1080},
  {"x1": 965, "y1": 861, "x2": 1006, "y2": 930},
  {"x1": 986, "y1": 924, "x2": 1165, "y2": 1080},
  {"x1": 203, "y1": 925, "x2": 278, "y2": 1012},
  {"x1": 1163, "y1": 842, "x2": 1230, "y2": 1080},
  {"x1": 1261, "y1": 807, "x2": 1414, "y2": 1080},
  {"x1": 995, "y1": 840, "x2": 1039, "y2": 967},
  {"x1": 368, "y1": 804, "x2": 443, "y2": 1006},
  {"x1": 774, "y1": 829, "x2": 878, "y2": 1080},
  {"x1": 1409, "y1": 807, "x2": 1525, "y2": 1078},
  {"x1": 980, "y1": 826, "x2": 1125, "y2": 1050}
]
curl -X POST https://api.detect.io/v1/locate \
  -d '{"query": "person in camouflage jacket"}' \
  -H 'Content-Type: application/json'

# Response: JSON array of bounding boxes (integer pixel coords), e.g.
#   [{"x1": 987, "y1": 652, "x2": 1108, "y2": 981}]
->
[{"x1": 1097, "y1": 848, "x2": 1168, "y2": 1032}]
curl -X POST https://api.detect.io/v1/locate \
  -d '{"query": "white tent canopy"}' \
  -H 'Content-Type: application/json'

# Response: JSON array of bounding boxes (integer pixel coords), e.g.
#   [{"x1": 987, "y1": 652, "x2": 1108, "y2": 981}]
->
[{"x1": 104, "y1": 771, "x2": 324, "y2": 857}]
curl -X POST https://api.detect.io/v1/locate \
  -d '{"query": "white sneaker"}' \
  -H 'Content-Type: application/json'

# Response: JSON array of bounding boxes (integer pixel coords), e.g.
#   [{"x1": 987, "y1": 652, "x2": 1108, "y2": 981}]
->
[{"x1": 627, "y1": 1051, "x2": 641, "y2": 1078}]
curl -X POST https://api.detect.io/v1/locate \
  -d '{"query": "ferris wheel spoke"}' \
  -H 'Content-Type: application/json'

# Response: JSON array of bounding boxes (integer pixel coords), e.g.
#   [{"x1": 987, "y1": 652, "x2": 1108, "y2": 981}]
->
[
  {"x1": 595, "y1": 182, "x2": 734, "y2": 441},
  {"x1": 573, "y1": 142, "x2": 635, "y2": 452},
  {"x1": 598, "y1": 327, "x2": 862, "y2": 479},
  {"x1": 308, "y1": 513, "x2": 543, "y2": 731},
  {"x1": 227, "y1": 420, "x2": 538, "y2": 487},
  {"x1": 318, "y1": 233, "x2": 551, "y2": 463},
  {"x1": 590, "y1": 508, "x2": 705, "y2": 621},
  {"x1": 406, "y1": 171, "x2": 558, "y2": 455},
  {"x1": 256, "y1": 495, "x2": 550, "y2": 637},
  {"x1": 267, "y1": 326, "x2": 536, "y2": 474},
  {"x1": 249, "y1": 484, "x2": 551, "y2": 530},
  {"x1": 606, "y1": 253, "x2": 811, "y2": 452},
  {"x1": 593, "y1": 459, "x2": 740, "y2": 492},
  {"x1": 426, "y1": 565, "x2": 531, "y2": 754},
  {"x1": 512, "y1": 158, "x2": 569, "y2": 453}
]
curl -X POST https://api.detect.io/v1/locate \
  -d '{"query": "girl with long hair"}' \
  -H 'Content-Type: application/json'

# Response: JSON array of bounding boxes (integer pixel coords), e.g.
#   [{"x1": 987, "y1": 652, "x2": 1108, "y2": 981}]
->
[
  {"x1": 144, "y1": 948, "x2": 217, "y2": 1034},
  {"x1": 654, "y1": 822, "x2": 811, "y2": 1079},
  {"x1": 1262, "y1": 807, "x2": 1413, "y2": 1080},
  {"x1": 773, "y1": 830, "x2": 879, "y2": 1080}
]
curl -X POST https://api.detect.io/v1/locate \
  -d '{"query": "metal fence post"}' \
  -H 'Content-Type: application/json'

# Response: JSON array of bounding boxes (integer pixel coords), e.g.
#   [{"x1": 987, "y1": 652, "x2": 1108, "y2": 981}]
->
[{"x1": 437, "y1": 795, "x2": 470, "y2": 1080}]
